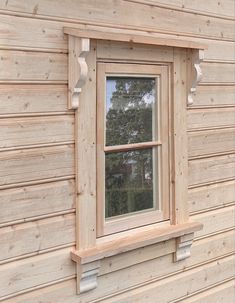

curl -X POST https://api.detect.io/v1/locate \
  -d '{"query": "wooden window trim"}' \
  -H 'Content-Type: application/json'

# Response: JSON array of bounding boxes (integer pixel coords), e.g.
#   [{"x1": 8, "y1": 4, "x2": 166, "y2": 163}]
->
[
  {"x1": 97, "y1": 63, "x2": 170, "y2": 236},
  {"x1": 64, "y1": 27, "x2": 205, "y2": 294}
]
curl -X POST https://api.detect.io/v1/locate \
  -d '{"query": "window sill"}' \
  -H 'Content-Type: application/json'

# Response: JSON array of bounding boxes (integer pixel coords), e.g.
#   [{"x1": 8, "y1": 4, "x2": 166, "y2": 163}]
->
[{"x1": 71, "y1": 221, "x2": 203, "y2": 293}]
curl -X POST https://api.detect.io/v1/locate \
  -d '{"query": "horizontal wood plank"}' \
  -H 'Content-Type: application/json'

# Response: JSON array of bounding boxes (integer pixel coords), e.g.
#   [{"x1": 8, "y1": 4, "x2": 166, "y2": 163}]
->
[
  {"x1": 0, "y1": 214, "x2": 75, "y2": 262},
  {"x1": 201, "y1": 62, "x2": 235, "y2": 83},
  {"x1": 192, "y1": 205, "x2": 235, "y2": 238},
  {"x1": 1, "y1": 231, "x2": 234, "y2": 301},
  {"x1": 0, "y1": 84, "x2": 68, "y2": 114},
  {"x1": 0, "y1": 50, "x2": 67, "y2": 82},
  {"x1": 188, "y1": 128, "x2": 235, "y2": 157},
  {"x1": 180, "y1": 279, "x2": 235, "y2": 303},
  {"x1": 188, "y1": 180, "x2": 235, "y2": 213},
  {"x1": 192, "y1": 85, "x2": 235, "y2": 107},
  {"x1": 189, "y1": 153, "x2": 235, "y2": 186},
  {"x1": 188, "y1": 108, "x2": 235, "y2": 130},
  {"x1": 0, "y1": 145, "x2": 74, "y2": 186},
  {"x1": 0, "y1": 116, "x2": 74, "y2": 149},
  {"x1": 126, "y1": 0, "x2": 235, "y2": 19},
  {"x1": 0, "y1": 180, "x2": 75, "y2": 225},
  {"x1": 0, "y1": 248, "x2": 75, "y2": 299},
  {"x1": 0, "y1": 0, "x2": 234, "y2": 40}
]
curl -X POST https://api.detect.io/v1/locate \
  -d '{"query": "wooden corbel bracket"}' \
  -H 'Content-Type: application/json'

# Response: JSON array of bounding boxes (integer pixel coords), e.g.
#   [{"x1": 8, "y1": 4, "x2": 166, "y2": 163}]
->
[
  {"x1": 68, "y1": 36, "x2": 90, "y2": 109},
  {"x1": 71, "y1": 222, "x2": 202, "y2": 293},
  {"x1": 187, "y1": 49, "x2": 204, "y2": 106}
]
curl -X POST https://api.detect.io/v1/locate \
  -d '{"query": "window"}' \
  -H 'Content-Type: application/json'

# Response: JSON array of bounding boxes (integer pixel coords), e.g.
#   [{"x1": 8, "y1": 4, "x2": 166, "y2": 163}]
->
[
  {"x1": 97, "y1": 63, "x2": 170, "y2": 236},
  {"x1": 64, "y1": 27, "x2": 204, "y2": 294}
]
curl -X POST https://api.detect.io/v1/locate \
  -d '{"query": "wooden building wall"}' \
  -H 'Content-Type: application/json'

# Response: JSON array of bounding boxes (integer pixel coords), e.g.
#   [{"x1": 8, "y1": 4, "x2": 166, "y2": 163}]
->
[{"x1": 0, "y1": 1, "x2": 234, "y2": 302}]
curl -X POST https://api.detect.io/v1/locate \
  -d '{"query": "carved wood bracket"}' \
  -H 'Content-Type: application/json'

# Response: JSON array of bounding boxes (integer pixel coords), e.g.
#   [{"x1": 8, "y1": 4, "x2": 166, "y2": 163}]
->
[
  {"x1": 174, "y1": 232, "x2": 194, "y2": 262},
  {"x1": 68, "y1": 36, "x2": 90, "y2": 109},
  {"x1": 187, "y1": 49, "x2": 204, "y2": 106}
]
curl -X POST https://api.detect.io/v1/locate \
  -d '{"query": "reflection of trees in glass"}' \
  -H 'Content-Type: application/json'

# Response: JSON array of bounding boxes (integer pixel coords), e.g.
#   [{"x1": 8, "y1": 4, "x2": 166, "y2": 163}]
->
[{"x1": 105, "y1": 78, "x2": 156, "y2": 218}]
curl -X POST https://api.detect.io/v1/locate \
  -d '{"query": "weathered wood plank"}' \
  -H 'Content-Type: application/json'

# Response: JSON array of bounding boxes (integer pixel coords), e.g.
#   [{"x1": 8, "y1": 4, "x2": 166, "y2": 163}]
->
[
  {"x1": 0, "y1": 116, "x2": 74, "y2": 149},
  {"x1": 188, "y1": 108, "x2": 235, "y2": 130},
  {"x1": 99, "y1": 256, "x2": 235, "y2": 303},
  {"x1": 0, "y1": 248, "x2": 75, "y2": 299},
  {"x1": 0, "y1": 84, "x2": 68, "y2": 114},
  {"x1": 0, "y1": 50, "x2": 67, "y2": 81},
  {"x1": 0, "y1": 145, "x2": 74, "y2": 186},
  {"x1": 188, "y1": 128, "x2": 235, "y2": 158},
  {"x1": 189, "y1": 154, "x2": 235, "y2": 186},
  {"x1": 0, "y1": 180, "x2": 75, "y2": 225},
  {"x1": 0, "y1": 0, "x2": 234, "y2": 40},
  {"x1": 188, "y1": 180, "x2": 235, "y2": 213},
  {"x1": 192, "y1": 86, "x2": 235, "y2": 107},
  {"x1": 126, "y1": 0, "x2": 235, "y2": 19},
  {"x1": 192, "y1": 205, "x2": 235, "y2": 238},
  {"x1": 0, "y1": 214, "x2": 75, "y2": 262},
  {"x1": 1, "y1": 231, "x2": 234, "y2": 301},
  {"x1": 201, "y1": 62, "x2": 235, "y2": 84},
  {"x1": 180, "y1": 279, "x2": 235, "y2": 303}
]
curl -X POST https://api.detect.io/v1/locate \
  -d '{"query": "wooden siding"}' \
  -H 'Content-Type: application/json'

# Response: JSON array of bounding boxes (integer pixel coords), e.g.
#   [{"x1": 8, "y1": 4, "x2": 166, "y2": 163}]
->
[{"x1": 0, "y1": 1, "x2": 234, "y2": 303}]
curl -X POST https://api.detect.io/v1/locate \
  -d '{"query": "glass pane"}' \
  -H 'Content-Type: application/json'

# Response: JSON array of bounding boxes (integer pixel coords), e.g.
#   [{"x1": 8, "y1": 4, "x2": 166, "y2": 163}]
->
[
  {"x1": 105, "y1": 148, "x2": 158, "y2": 218},
  {"x1": 106, "y1": 77, "x2": 157, "y2": 146}
]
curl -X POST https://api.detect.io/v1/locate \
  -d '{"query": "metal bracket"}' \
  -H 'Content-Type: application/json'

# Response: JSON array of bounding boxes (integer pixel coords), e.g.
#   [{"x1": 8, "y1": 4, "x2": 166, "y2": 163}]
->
[
  {"x1": 68, "y1": 36, "x2": 90, "y2": 109},
  {"x1": 187, "y1": 49, "x2": 204, "y2": 106},
  {"x1": 76, "y1": 260, "x2": 100, "y2": 294}
]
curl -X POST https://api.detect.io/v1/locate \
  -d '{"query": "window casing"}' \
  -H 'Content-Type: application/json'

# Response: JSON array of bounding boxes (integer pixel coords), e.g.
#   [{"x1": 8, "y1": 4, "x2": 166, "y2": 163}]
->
[{"x1": 64, "y1": 27, "x2": 204, "y2": 295}]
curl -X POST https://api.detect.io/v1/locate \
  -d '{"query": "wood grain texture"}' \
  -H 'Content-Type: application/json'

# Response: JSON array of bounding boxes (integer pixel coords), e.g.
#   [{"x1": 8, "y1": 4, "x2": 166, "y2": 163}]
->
[
  {"x1": 0, "y1": 115, "x2": 74, "y2": 149},
  {"x1": 126, "y1": 0, "x2": 235, "y2": 19},
  {"x1": 188, "y1": 128, "x2": 235, "y2": 157},
  {"x1": 0, "y1": 85, "x2": 68, "y2": 114},
  {"x1": 189, "y1": 153, "x2": 235, "y2": 186},
  {"x1": 0, "y1": 50, "x2": 67, "y2": 82},
  {"x1": 192, "y1": 86, "x2": 235, "y2": 107},
  {"x1": 188, "y1": 180, "x2": 235, "y2": 213},
  {"x1": 188, "y1": 108, "x2": 235, "y2": 130},
  {"x1": 201, "y1": 62, "x2": 235, "y2": 83},
  {"x1": 0, "y1": 0, "x2": 234, "y2": 40},
  {"x1": 0, "y1": 214, "x2": 75, "y2": 262},
  {"x1": 0, "y1": 145, "x2": 74, "y2": 186},
  {"x1": 0, "y1": 180, "x2": 75, "y2": 225},
  {"x1": 192, "y1": 205, "x2": 235, "y2": 238}
]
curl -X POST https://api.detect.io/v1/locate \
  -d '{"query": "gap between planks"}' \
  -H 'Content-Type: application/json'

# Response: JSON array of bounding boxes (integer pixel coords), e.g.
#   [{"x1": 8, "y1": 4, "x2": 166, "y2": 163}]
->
[{"x1": 0, "y1": 141, "x2": 75, "y2": 152}]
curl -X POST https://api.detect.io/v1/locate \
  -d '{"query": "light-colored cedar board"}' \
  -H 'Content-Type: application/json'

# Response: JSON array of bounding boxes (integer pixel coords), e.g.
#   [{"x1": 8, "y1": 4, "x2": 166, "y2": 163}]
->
[
  {"x1": 0, "y1": 145, "x2": 74, "y2": 186},
  {"x1": 98, "y1": 256, "x2": 235, "y2": 303},
  {"x1": 0, "y1": 50, "x2": 67, "y2": 81},
  {"x1": 74, "y1": 39, "x2": 97, "y2": 249},
  {"x1": 188, "y1": 128, "x2": 235, "y2": 158},
  {"x1": 0, "y1": 214, "x2": 75, "y2": 262},
  {"x1": 0, "y1": 116, "x2": 74, "y2": 149},
  {"x1": 188, "y1": 153, "x2": 235, "y2": 186},
  {"x1": 179, "y1": 279, "x2": 235, "y2": 303},
  {"x1": 96, "y1": 40, "x2": 174, "y2": 62},
  {"x1": 99, "y1": 229, "x2": 235, "y2": 276},
  {"x1": 1, "y1": 230, "x2": 234, "y2": 301},
  {"x1": 0, "y1": 180, "x2": 75, "y2": 225},
  {"x1": 1, "y1": 14, "x2": 234, "y2": 61},
  {"x1": 71, "y1": 222, "x2": 203, "y2": 264},
  {"x1": 171, "y1": 48, "x2": 189, "y2": 224},
  {"x1": 188, "y1": 179, "x2": 235, "y2": 213},
  {"x1": 0, "y1": 248, "x2": 75, "y2": 299},
  {"x1": 0, "y1": 0, "x2": 234, "y2": 40},
  {"x1": 187, "y1": 108, "x2": 235, "y2": 130},
  {"x1": 192, "y1": 85, "x2": 235, "y2": 107},
  {"x1": 0, "y1": 85, "x2": 68, "y2": 115},
  {"x1": 64, "y1": 28, "x2": 205, "y2": 50},
  {"x1": 126, "y1": 0, "x2": 235, "y2": 19},
  {"x1": 201, "y1": 62, "x2": 235, "y2": 83},
  {"x1": 191, "y1": 205, "x2": 235, "y2": 238}
]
